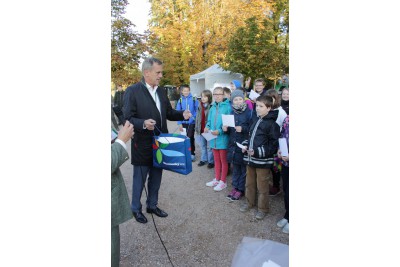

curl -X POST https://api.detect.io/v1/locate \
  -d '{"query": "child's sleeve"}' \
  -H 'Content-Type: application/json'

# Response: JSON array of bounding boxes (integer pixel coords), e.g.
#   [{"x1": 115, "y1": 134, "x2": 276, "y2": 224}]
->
[
  {"x1": 205, "y1": 107, "x2": 212, "y2": 129},
  {"x1": 241, "y1": 111, "x2": 251, "y2": 135}
]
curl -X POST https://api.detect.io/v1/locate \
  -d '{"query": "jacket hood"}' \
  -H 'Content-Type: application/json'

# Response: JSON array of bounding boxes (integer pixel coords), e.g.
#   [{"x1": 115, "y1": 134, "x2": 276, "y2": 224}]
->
[
  {"x1": 259, "y1": 109, "x2": 279, "y2": 121},
  {"x1": 232, "y1": 80, "x2": 241, "y2": 88},
  {"x1": 181, "y1": 93, "x2": 193, "y2": 98},
  {"x1": 216, "y1": 99, "x2": 231, "y2": 107}
]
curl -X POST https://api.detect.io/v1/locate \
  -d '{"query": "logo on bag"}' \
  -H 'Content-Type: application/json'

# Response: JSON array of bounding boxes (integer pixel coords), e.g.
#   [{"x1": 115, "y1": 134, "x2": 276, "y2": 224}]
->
[{"x1": 153, "y1": 136, "x2": 187, "y2": 164}]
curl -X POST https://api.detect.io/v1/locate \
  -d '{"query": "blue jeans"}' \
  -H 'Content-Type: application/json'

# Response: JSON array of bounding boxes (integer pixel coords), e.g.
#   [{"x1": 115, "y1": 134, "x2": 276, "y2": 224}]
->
[
  {"x1": 131, "y1": 165, "x2": 163, "y2": 212},
  {"x1": 232, "y1": 163, "x2": 247, "y2": 192},
  {"x1": 198, "y1": 134, "x2": 214, "y2": 163}
]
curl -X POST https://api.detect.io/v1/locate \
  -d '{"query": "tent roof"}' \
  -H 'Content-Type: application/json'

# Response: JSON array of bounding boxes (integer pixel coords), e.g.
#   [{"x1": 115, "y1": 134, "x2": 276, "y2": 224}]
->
[{"x1": 190, "y1": 64, "x2": 238, "y2": 80}]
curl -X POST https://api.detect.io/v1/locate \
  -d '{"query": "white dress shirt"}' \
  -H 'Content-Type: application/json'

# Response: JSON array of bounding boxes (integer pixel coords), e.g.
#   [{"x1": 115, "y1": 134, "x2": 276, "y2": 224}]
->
[{"x1": 145, "y1": 83, "x2": 161, "y2": 115}]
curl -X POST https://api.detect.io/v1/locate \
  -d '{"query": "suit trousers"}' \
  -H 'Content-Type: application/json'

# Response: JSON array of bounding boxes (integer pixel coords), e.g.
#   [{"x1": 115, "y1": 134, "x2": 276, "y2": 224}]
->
[
  {"x1": 245, "y1": 166, "x2": 271, "y2": 213},
  {"x1": 131, "y1": 165, "x2": 163, "y2": 212},
  {"x1": 281, "y1": 165, "x2": 289, "y2": 221},
  {"x1": 111, "y1": 225, "x2": 120, "y2": 267}
]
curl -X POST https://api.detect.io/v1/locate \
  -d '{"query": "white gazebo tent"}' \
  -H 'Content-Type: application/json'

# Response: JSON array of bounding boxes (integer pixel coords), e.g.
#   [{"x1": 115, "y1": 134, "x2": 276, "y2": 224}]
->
[{"x1": 189, "y1": 64, "x2": 243, "y2": 97}]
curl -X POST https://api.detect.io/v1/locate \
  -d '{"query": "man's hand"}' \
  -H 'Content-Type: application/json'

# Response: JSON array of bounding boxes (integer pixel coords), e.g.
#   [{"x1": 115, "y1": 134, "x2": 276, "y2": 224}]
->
[
  {"x1": 144, "y1": 119, "x2": 156, "y2": 130},
  {"x1": 179, "y1": 125, "x2": 183, "y2": 132},
  {"x1": 183, "y1": 110, "x2": 192, "y2": 120},
  {"x1": 118, "y1": 121, "x2": 134, "y2": 143}
]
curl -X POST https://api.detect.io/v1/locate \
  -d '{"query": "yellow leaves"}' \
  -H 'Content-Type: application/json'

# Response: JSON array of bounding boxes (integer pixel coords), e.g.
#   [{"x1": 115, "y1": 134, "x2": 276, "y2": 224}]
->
[{"x1": 147, "y1": 0, "x2": 281, "y2": 85}]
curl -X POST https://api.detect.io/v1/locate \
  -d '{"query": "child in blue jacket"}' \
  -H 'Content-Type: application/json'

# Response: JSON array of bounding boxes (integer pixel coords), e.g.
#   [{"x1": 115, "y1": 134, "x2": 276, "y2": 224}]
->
[
  {"x1": 176, "y1": 84, "x2": 198, "y2": 161},
  {"x1": 204, "y1": 87, "x2": 231, "y2": 192}
]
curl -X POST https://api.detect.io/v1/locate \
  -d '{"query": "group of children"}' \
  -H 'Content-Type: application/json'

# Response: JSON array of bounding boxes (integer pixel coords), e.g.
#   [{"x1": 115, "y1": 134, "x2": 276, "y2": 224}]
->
[{"x1": 175, "y1": 80, "x2": 290, "y2": 234}]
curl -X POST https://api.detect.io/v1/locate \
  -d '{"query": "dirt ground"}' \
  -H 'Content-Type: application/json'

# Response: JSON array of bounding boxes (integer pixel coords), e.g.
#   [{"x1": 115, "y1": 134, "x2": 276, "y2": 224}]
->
[{"x1": 118, "y1": 120, "x2": 289, "y2": 267}]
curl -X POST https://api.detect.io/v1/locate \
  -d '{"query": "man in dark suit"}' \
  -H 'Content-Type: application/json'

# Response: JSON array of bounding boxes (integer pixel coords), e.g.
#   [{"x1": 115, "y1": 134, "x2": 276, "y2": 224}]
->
[
  {"x1": 111, "y1": 121, "x2": 134, "y2": 267},
  {"x1": 123, "y1": 57, "x2": 192, "y2": 224}
]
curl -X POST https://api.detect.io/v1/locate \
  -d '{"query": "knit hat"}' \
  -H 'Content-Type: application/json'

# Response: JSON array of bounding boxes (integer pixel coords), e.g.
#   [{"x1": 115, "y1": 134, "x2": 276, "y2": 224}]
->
[
  {"x1": 231, "y1": 80, "x2": 241, "y2": 89},
  {"x1": 230, "y1": 89, "x2": 244, "y2": 102}
]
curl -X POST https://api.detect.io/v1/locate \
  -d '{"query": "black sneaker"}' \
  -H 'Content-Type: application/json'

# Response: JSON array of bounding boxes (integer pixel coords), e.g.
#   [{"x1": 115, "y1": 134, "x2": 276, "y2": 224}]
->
[
  {"x1": 230, "y1": 190, "x2": 243, "y2": 201},
  {"x1": 207, "y1": 163, "x2": 214, "y2": 169},
  {"x1": 197, "y1": 161, "x2": 206, "y2": 166}
]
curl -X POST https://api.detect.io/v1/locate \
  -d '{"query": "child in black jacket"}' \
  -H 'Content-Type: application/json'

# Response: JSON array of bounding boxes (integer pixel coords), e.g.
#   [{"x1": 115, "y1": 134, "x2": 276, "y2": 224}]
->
[{"x1": 240, "y1": 95, "x2": 280, "y2": 220}]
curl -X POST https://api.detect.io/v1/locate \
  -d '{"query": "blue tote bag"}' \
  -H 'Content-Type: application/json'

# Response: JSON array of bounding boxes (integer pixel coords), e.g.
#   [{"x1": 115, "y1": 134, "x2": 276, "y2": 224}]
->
[{"x1": 152, "y1": 129, "x2": 192, "y2": 175}]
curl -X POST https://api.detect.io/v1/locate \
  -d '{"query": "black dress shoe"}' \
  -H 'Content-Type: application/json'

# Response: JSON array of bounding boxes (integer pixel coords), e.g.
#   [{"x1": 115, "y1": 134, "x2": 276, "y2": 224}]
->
[
  {"x1": 197, "y1": 161, "x2": 206, "y2": 166},
  {"x1": 132, "y1": 211, "x2": 148, "y2": 224},
  {"x1": 146, "y1": 207, "x2": 168, "y2": 217},
  {"x1": 207, "y1": 163, "x2": 214, "y2": 169}
]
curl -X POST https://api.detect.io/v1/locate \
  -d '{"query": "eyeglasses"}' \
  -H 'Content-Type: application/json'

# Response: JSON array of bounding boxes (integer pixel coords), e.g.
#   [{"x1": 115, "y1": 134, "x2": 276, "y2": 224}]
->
[{"x1": 213, "y1": 94, "x2": 224, "y2": 96}]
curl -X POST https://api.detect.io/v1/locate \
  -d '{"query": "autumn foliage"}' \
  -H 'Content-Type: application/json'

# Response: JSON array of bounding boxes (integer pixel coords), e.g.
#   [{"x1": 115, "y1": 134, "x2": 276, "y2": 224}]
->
[{"x1": 111, "y1": 0, "x2": 289, "y2": 88}]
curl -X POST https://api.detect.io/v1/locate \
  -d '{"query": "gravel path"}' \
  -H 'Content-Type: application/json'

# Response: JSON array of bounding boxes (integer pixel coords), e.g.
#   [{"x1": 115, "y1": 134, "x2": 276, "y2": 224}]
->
[{"x1": 118, "y1": 121, "x2": 288, "y2": 267}]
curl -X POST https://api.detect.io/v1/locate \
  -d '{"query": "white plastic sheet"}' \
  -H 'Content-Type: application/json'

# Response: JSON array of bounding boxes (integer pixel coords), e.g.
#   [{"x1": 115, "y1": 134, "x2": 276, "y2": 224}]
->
[{"x1": 231, "y1": 237, "x2": 288, "y2": 267}]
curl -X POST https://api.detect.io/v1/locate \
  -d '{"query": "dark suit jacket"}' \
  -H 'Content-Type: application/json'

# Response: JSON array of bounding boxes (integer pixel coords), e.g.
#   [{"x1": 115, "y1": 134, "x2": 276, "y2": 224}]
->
[
  {"x1": 111, "y1": 142, "x2": 132, "y2": 227},
  {"x1": 123, "y1": 79, "x2": 185, "y2": 165}
]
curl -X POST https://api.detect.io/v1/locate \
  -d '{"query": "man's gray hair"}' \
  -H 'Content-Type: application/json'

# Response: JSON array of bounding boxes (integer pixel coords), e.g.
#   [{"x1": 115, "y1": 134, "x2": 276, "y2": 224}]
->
[{"x1": 141, "y1": 57, "x2": 163, "y2": 73}]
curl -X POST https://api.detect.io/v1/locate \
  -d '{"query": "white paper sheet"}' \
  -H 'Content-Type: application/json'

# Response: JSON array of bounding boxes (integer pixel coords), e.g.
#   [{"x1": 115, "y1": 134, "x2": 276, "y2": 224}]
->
[
  {"x1": 222, "y1": 114, "x2": 235, "y2": 127},
  {"x1": 111, "y1": 129, "x2": 118, "y2": 141},
  {"x1": 201, "y1": 132, "x2": 217, "y2": 141},
  {"x1": 180, "y1": 127, "x2": 187, "y2": 136},
  {"x1": 262, "y1": 260, "x2": 281, "y2": 267},
  {"x1": 278, "y1": 138, "x2": 288, "y2": 157},
  {"x1": 236, "y1": 142, "x2": 246, "y2": 150},
  {"x1": 249, "y1": 90, "x2": 260, "y2": 101}
]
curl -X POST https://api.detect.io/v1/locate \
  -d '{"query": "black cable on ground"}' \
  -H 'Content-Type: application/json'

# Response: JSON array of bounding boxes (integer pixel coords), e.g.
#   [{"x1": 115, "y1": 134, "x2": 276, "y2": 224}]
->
[{"x1": 140, "y1": 167, "x2": 175, "y2": 267}]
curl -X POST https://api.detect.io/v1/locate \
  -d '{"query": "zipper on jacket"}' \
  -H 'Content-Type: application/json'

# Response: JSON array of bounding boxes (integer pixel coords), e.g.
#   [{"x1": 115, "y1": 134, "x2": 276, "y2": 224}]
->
[
  {"x1": 249, "y1": 118, "x2": 262, "y2": 158},
  {"x1": 212, "y1": 103, "x2": 219, "y2": 148}
]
